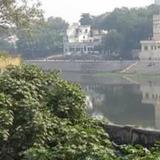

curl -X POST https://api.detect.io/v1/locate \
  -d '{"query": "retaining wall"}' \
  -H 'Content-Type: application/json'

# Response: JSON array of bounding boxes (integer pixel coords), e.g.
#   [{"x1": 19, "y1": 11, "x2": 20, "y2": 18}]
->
[
  {"x1": 25, "y1": 60, "x2": 134, "y2": 73},
  {"x1": 106, "y1": 124, "x2": 160, "y2": 147}
]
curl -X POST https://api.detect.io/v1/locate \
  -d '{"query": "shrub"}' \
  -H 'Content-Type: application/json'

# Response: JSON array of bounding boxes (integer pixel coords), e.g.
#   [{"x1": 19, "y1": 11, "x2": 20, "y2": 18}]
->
[{"x1": 0, "y1": 65, "x2": 115, "y2": 160}]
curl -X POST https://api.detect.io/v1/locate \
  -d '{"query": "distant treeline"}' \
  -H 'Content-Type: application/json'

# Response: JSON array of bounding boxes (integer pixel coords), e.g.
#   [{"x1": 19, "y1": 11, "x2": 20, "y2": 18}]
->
[
  {"x1": 0, "y1": 17, "x2": 68, "y2": 59},
  {"x1": 0, "y1": 4, "x2": 160, "y2": 59},
  {"x1": 80, "y1": 4, "x2": 160, "y2": 59}
]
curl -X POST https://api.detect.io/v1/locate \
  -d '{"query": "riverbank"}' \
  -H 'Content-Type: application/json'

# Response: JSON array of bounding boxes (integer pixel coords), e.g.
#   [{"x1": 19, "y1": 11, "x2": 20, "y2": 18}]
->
[
  {"x1": 25, "y1": 60, "x2": 160, "y2": 75},
  {"x1": 106, "y1": 124, "x2": 160, "y2": 147},
  {"x1": 25, "y1": 60, "x2": 134, "y2": 73}
]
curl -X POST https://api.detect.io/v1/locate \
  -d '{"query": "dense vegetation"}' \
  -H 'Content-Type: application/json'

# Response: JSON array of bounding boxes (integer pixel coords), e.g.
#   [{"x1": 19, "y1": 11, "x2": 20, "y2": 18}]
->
[
  {"x1": 16, "y1": 17, "x2": 68, "y2": 59},
  {"x1": 0, "y1": 17, "x2": 68, "y2": 59},
  {"x1": 0, "y1": 65, "x2": 115, "y2": 160},
  {"x1": 0, "y1": 0, "x2": 42, "y2": 29},
  {"x1": 1, "y1": 4, "x2": 160, "y2": 59},
  {"x1": 80, "y1": 4, "x2": 160, "y2": 59},
  {"x1": 0, "y1": 0, "x2": 43, "y2": 57},
  {"x1": 0, "y1": 65, "x2": 160, "y2": 159}
]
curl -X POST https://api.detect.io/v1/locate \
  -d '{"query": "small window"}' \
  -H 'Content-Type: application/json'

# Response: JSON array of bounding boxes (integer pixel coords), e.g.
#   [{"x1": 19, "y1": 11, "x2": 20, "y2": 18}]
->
[
  {"x1": 145, "y1": 93, "x2": 149, "y2": 99},
  {"x1": 151, "y1": 46, "x2": 154, "y2": 50},
  {"x1": 76, "y1": 29, "x2": 79, "y2": 35},
  {"x1": 144, "y1": 46, "x2": 148, "y2": 51}
]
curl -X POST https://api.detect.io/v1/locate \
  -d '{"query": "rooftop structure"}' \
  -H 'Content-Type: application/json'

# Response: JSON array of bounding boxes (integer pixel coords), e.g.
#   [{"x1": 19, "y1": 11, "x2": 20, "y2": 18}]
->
[{"x1": 63, "y1": 23, "x2": 107, "y2": 55}]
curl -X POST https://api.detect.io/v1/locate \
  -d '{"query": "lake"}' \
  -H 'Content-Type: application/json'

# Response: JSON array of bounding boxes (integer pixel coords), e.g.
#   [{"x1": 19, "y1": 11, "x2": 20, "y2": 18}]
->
[
  {"x1": 62, "y1": 72, "x2": 160, "y2": 130},
  {"x1": 25, "y1": 60, "x2": 160, "y2": 130}
]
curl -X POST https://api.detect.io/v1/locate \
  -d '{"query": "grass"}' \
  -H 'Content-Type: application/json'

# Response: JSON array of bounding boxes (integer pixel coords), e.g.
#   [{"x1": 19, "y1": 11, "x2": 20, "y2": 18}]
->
[
  {"x1": 125, "y1": 73, "x2": 160, "y2": 82},
  {"x1": 96, "y1": 71, "x2": 123, "y2": 77},
  {"x1": 96, "y1": 71, "x2": 160, "y2": 83},
  {"x1": 0, "y1": 55, "x2": 21, "y2": 69}
]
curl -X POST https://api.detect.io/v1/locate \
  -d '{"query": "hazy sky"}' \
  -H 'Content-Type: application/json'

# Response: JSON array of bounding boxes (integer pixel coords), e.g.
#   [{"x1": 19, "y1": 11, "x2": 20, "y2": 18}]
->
[{"x1": 41, "y1": 0, "x2": 154, "y2": 23}]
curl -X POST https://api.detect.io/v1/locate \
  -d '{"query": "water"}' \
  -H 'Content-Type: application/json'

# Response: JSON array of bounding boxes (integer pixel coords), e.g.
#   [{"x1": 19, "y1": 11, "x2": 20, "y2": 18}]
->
[{"x1": 62, "y1": 72, "x2": 160, "y2": 130}]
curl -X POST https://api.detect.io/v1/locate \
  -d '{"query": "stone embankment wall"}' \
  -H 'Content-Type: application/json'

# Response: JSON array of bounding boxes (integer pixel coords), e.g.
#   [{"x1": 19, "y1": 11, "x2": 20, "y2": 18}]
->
[
  {"x1": 25, "y1": 60, "x2": 134, "y2": 73},
  {"x1": 106, "y1": 124, "x2": 160, "y2": 147}
]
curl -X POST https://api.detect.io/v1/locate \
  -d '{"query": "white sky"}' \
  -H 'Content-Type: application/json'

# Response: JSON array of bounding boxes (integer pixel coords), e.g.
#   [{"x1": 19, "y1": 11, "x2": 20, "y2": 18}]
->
[{"x1": 41, "y1": 0, "x2": 154, "y2": 23}]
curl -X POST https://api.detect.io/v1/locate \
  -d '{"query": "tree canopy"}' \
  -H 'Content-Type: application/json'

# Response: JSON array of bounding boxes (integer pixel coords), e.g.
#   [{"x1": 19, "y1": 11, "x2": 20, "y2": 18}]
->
[
  {"x1": 0, "y1": 65, "x2": 115, "y2": 160},
  {"x1": 79, "y1": 13, "x2": 94, "y2": 26},
  {"x1": 0, "y1": 65, "x2": 160, "y2": 159},
  {"x1": 16, "y1": 17, "x2": 68, "y2": 59},
  {"x1": 0, "y1": 0, "x2": 42, "y2": 29},
  {"x1": 80, "y1": 4, "x2": 160, "y2": 59}
]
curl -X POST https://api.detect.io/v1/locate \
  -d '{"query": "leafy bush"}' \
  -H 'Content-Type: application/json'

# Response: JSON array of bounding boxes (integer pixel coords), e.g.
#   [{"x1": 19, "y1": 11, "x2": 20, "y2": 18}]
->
[
  {"x1": 0, "y1": 65, "x2": 115, "y2": 160},
  {"x1": 1, "y1": 65, "x2": 160, "y2": 160},
  {"x1": 117, "y1": 144, "x2": 160, "y2": 160}
]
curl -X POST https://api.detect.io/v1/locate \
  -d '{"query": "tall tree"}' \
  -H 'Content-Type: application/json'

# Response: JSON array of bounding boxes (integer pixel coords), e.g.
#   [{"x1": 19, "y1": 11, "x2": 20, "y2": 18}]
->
[
  {"x1": 90, "y1": 4, "x2": 160, "y2": 59},
  {"x1": 79, "y1": 13, "x2": 93, "y2": 26},
  {"x1": 0, "y1": 0, "x2": 42, "y2": 29},
  {"x1": 16, "y1": 17, "x2": 68, "y2": 59},
  {"x1": 0, "y1": 0, "x2": 43, "y2": 55},
  {"x1": 102, "y1": 30, "x2": 124, "y2": 58}
]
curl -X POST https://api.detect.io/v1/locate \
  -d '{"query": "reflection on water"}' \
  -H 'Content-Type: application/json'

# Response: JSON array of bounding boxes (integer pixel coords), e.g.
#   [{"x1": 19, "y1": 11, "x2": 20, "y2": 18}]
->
[
  {"x1": 140, "y1": 83, "x2": 160, "y2": 129},
  {"x1": 62, "y1": 72, "x2": 160, "y2": 129}
]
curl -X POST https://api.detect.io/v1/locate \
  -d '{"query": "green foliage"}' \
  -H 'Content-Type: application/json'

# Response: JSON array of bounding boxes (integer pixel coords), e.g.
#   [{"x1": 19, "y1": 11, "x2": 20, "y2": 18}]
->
[
  {"x1": 0, "y1": 0, "x2": 43, "y2": 55},
  {"x1": 0, "y1": 65, "x2": 116, "y2": 160},
  {"x1": 85, "y1": 4, "x2": 160, "y2": 59},
  {"x1": 16, "y1": 17, "x2": 68, "y2": 58},
  {"x1": 1, "y1": 65, "x2": 160, "y2": 159},
  {"x1": 0, "y1": 0, "x2": 42, "y2": 28},
  {"x1": 118, "y1": 144, "x2": 160, "y2": 160},
  {"x1": 101, "y1": 30, "x2": 124, "y2": 58},
  {"x1": 79, "y1": 13, "x2": 94, "y2": 26}
]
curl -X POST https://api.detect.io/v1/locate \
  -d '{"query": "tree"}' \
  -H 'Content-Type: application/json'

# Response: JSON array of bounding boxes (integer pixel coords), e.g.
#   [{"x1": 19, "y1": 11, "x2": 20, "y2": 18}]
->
[
  {"x1": 0, "y1": 0, "x2": 42, "y2": 29},
  {"x1": 16, "y1": 17, "x2": 68, "y2": 59},
  {"x1": 1, "y1": 65, "x2": 160, "y2": 159},
  {"x1": 79, "y1": 13, "x2": 94, "y2": 26},
  {"x1": 90, "y1": 4, "x2": 160, "y2": 59},
  {"x1": 0, "y1": 0, "x2": 43, "y2": 57},
  {"x1": 0, "y1": 65, "x2": 116, "y2": 160},
  {"x1": 102, "y1": 30, "x2": 124, "y2": 58}
]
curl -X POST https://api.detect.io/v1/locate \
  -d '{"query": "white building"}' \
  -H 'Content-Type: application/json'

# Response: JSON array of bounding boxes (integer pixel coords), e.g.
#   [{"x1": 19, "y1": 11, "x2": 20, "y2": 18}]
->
[
  {"x1": 139, "y1": 15, "x2": 160, "y2": 60},
  {"x1": 63, "y1": 23, "x2": 107, "y2": 54}
]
